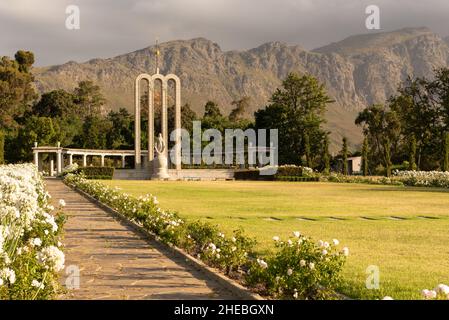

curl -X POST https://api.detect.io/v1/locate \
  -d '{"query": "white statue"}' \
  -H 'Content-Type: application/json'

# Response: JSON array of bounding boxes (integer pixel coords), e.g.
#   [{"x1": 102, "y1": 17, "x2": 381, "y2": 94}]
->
[
  {"x1": 152, "y1": 133, "x2": 169, "y2": 179},
  {"x1": 155, "y1": 133, "x2": 165, "y2": 155}
]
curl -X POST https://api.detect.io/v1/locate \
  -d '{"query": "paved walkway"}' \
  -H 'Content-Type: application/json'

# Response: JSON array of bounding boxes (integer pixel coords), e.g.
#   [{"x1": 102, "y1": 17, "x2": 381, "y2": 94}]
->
[{"x1": 45, "y1": 178, "x2": 236, "y2": 300}]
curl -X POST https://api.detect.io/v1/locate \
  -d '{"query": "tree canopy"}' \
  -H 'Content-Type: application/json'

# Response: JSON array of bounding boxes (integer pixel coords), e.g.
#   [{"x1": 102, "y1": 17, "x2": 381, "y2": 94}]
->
[{"x1": 255, "y1": 72, "x2": 333, "y2": 166}]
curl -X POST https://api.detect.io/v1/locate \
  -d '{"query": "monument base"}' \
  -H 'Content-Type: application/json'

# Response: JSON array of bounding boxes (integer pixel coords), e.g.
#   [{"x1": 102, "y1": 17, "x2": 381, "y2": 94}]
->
[{"x1": 151, "y1": 155, "x2": 170, "y2": 180}]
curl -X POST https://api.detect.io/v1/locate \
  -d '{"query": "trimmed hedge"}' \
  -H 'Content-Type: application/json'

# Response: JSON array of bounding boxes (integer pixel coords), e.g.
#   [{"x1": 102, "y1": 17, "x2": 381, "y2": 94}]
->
[
  {"x1": 234, "y1": 169, "x2": 274, "y2": 181},
  {"x1": 276, "y1": 166, "x2": 304, "y2": 177},
  {"x1": 234, "y1": 166, "x2": 315, "y2": 181},
  {"x1": 75, "y1": 166, "x2": 114, "y2": 179},
  {"x1": 275, "y1": 176, "x2": 319, "y2": 182}
]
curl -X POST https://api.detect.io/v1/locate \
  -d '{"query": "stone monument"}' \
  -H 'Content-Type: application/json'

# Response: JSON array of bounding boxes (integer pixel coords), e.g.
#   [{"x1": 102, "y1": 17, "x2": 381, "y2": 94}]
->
[
  {"x1": 152, "y1": 133, "x2": 170, "y2": 180},
  {"x1": 134, "y1": 40, "x2": 182, "y2": 179}
]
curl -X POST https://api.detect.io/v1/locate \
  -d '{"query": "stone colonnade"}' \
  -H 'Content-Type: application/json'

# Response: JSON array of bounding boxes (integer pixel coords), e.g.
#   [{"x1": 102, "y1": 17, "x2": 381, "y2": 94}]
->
[{"x1": 32, "y1": 143, "x2": 142, "y2": 176}]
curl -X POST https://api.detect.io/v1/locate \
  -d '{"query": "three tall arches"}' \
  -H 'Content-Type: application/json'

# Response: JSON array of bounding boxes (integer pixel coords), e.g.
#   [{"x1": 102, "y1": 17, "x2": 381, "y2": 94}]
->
[{"x1": 134, "y1": 73, "x2": 181, "y2": 171}]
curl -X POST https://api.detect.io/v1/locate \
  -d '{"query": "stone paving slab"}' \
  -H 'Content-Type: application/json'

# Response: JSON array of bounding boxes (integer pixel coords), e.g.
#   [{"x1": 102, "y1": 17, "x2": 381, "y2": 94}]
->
[{"x1": 45, "y1": 178, "x2": 237, "y2": 300}]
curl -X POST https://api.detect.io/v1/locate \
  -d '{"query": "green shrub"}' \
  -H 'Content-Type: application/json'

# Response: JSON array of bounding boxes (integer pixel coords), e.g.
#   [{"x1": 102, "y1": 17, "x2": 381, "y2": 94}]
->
[
  {"x1": 75, "y1": 166, "x2": 114, "y2": 179},
  {"x1": 184, "y1": 221, "x2": 256, "y2": 275},
  {"x1": 276, "y1": 165, "x2": 304, "y2": 177},
  {"x1": 246, "y1": 235, "x2": 348, "y2": 300},
  {"x1": 235, "y1": 165, "x2": 315, "y2": 181},
  {"x1": 234, "y1": 169, "x2": 273, "y2": 181},
  {"x1": 275, "y1": 176, "x2": 319, "y2": 182},
  {"x1": 0, "y1": 131, "x2": 4, "y2": 165},
  {"x1": 321, "y1": 173, "x2": 403, "y2": 186}
]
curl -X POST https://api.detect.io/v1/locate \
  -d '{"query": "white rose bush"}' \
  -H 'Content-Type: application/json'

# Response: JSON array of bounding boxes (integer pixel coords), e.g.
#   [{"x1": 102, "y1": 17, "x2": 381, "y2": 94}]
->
[
  {"x1": 394, "y1": 170, "x2": 449, "y2": 188},
  {"x1": 64, "y1": 173, "x2": 348, "y2": 299},
  {"x1": 0, "y1": 164, "x2": 66, "y2": 299},
  {"x1": 422, "y1": 284, "x2": 449, "y2": 300},
  {"x1": 246, "y1": 233, "x2": 348, "y2": 300}
]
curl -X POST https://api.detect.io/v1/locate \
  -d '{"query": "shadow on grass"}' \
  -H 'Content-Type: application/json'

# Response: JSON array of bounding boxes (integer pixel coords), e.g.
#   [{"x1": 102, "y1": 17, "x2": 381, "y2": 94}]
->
[{"x1": 354, "y1": 185, "x2": 449, "y2": 194}]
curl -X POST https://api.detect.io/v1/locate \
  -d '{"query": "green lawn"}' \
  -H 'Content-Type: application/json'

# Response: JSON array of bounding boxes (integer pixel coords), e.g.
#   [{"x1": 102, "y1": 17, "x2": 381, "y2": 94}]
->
[{"x1": 101, "y1": 180, "x2": 449, "y2": 300}]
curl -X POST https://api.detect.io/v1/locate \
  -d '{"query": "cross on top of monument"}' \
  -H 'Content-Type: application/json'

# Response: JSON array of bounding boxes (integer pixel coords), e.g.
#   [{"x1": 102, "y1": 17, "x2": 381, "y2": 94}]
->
[{"x1": 154, "y1": 37, "x2": 160, "y2": 74}]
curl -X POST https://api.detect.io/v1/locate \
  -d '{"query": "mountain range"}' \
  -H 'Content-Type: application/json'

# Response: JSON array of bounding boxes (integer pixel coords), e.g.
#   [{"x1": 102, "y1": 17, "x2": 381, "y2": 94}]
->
[{"x1": 33, "y1": 27, "x2": 449, "y2": 150}]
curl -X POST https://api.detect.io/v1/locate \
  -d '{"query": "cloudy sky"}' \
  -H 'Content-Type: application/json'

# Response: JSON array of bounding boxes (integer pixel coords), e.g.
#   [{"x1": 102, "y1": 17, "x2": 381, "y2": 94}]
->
[{"x1": 1, "y1": 0, "x2": 448, "y2": 66}]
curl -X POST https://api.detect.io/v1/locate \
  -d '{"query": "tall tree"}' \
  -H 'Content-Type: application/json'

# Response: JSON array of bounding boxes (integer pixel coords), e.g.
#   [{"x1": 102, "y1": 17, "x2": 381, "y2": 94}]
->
[
  {"x1": 77, "y1": 115, "x2": 112, "y2": 149},
  {"x1": 322, "y1": 135, "x2": 330, "y2": 175},
  {"x1": 0, "y1": 130, "x2": 4, "y2": 164},
  {"x1": 255, "y1": 72, "x2": 333, "y2": 165},
  {"x1": 341, "y1": 137, "x2": 349, "y2": 175},
  {"x1": 409, "y1": 135, "x2": 417, "y2": 170},
  {"x1": 384, "y1": 138, "x2": 392, "y2": 177},
  {"x1": 74, "y1": 80, "x2": 106, "y2": 118},
  {"x1": 203, "y1": 101, "x2": 222, "y2": 118},
  {"x1": 389, "y1": 77, "x2": 439, "y2": 169},
  {"x1": 13, "y1": 116, "x2": 58, "y2": 162},
  {"x1": 202, "y1": 101, "x2": 231, "y2": 132},
  {"x1": 107, "y1": 108, "x2": 133, "y2": 149},
  {"x1": 0, "y1": 51, "x2": 37, "y2": 131},
  {"x1": 443, "y1": 132, "x2": 449, "y2": 172},
  {"x1": 362, "y1": 136, "x2": 369, "y2": 176},
  {"x1": 304, "y1": 132, "x2": 312, "y2": 168},
  {"x1": 168, "y1": 103, "x2": 198, "y2": 135},
  {"x1": 14, "y1": 50, "x2": 35, "y2": 73},
  {"x1": 229, "y1": 97, "x2": 250, "y2": 122},
  {"x1": 33, "y1": 89, "x2": 76, "y2": 118},
  {"x1": 355, "y1": 104, "x2": 400, "y2": 171}
]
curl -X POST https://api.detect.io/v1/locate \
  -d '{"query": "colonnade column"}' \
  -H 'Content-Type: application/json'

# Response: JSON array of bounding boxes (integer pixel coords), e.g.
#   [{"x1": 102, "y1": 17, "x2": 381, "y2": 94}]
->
[
  {"x1": 33, "y1": 142, "x2": 39, "y2": 167},
  {"x1": 134, "y1": 77, "x2": 141, "y2": 168},
  {"x1": 34, "y1": 151, "x2": 39, "y2": 167}
]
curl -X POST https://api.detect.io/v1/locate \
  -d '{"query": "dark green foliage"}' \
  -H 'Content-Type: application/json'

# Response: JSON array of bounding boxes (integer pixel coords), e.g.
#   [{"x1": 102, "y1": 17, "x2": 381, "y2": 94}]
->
[
  {"x1": 443, "y1": 132, "x2": 449, "y2": 172},
  {"x1": 322, "y1": 135, "x2": 330, "y2": 175},
  {"x1": 33, "y1": 90, "x2": 76, "y2": 118},
  {"x1": 234, "y1": 169, "x2": 271, "y2": 181},
  {"x1": 14, "y1": 50, "x2": 35, "y2": 73},
  {"x1": 234, "y1": 166, "x2": 312, "y2": 181},
  {"x1": 355, "y1": 104, "x2": 400, "y2": 172},
  {"x1": 0, "y1": 131, "x2": 4, "y2": 164},
  {"x1": 168, "y1": 103, "x2": 198, "y2": 135},
  {"x1": 12, "y1": 116, "x2": 58, "y2": 162},
  {"x1": 255, "y1": 72, "x2": 332, "y2": 166},
  {"x1": 276, "y1": 166, "x2": 304, "y2": 177},
  {"x1": 384, "y1": 138, "x2": 392, "y2": 177},
  {"x1": 203, "y1": 101, "x2": 222, "y2": 118},
  {"x1": 202, "y1": 101, "x2": 231, "y2": 132},
  {"x1": 106, "y1": 108, "x2": 133, "y2": 149},
  {"x1": 304, "y1": 132, "x2": 312, "y2": 168},
  {"x1": 341, "y1": 137, "x2": 348, "y2": 175},
  {"x1": 74, "y1": 80, "x2": 106, "y2": 118},
  {"x1": 229, "y1": 97, "x2": 250, "y2": 122},
  {"x1": 274, "y1": 176, "x2": 319, "y2": 182},
  {"x1": 409, "y1": 135, "x2": 417, "y2": 170},
  {"x1": 0, "y1": 51, "x2": 37, "y2": 131},
  {"x1": 362, "y1": 137, "x2": 369, "y2": 176},
  {"x1": 77, "y1": 116, "x2": 113, "y2": 149},
  {"x1": 75, "y1": 166, "x2": 114, "y2": 179}
]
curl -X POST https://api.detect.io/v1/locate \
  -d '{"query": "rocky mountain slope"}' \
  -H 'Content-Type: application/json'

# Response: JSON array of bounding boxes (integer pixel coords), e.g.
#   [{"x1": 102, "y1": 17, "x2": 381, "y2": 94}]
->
[{"x1": 33, "y1": 27, "x2": 449, "y2": 149}]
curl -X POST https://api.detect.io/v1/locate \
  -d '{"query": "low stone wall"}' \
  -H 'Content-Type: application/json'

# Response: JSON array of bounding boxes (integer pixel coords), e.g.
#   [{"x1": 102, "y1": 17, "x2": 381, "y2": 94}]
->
[
  {"x1": 113, "y1": 168, "x2": 151, "y2": 180},
  {"x1": 113, "y1": 168, "x2": 235, "y2": 180},
  {"x1": 168, "y1": 169, "x2": 235, "y2": 181}
]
